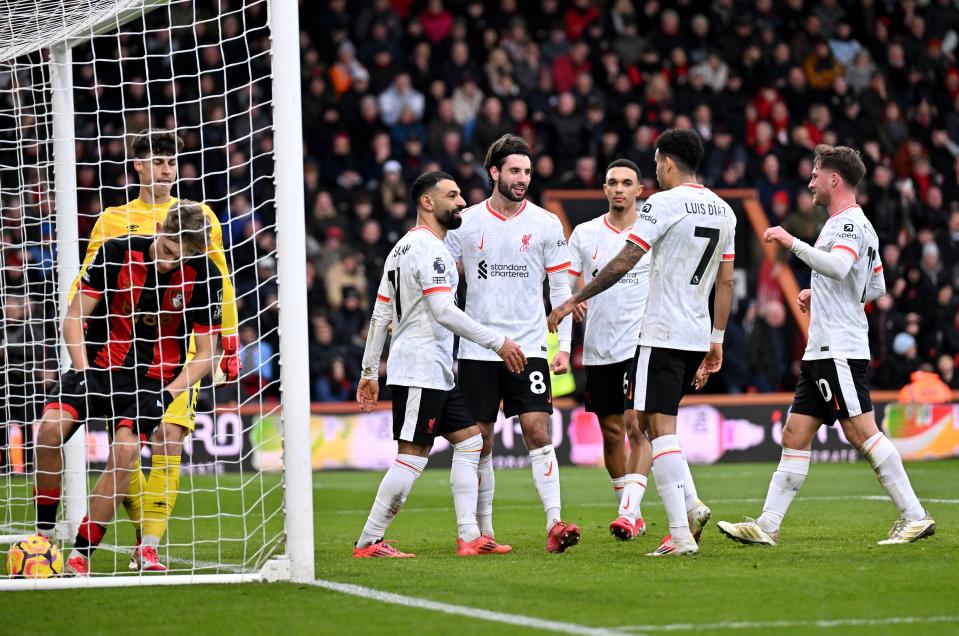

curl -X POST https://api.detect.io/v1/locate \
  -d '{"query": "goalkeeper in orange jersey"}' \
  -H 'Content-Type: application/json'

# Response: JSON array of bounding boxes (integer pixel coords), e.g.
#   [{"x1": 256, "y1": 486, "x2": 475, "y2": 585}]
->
[{"x1": 68, "y1": 128, "x2": 240, "y2": 572}]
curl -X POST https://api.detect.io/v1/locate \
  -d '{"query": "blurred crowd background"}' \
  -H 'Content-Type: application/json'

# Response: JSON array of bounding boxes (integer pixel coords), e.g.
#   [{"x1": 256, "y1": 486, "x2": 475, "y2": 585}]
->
[{"x1": 2, "y1": 0, "x2": 959, "y2": 422}]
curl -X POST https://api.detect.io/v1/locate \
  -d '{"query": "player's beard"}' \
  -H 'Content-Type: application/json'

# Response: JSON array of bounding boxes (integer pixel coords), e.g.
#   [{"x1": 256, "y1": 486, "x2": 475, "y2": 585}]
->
[
  {"x1": 438, "y1": 206, "x2": 464, "y2": 230},
  {"x1": 813, "y1": 189, "x2": 829, "y2": 207},
  {"x1": 497, "y1": 178, "x2": 526, "y2": 202}
]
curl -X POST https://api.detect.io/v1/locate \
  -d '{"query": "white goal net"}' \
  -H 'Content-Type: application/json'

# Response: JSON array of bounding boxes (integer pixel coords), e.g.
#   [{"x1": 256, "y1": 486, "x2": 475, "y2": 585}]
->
[{"x1": 0, "y1": 0, "x2": 313, "y2": 587}]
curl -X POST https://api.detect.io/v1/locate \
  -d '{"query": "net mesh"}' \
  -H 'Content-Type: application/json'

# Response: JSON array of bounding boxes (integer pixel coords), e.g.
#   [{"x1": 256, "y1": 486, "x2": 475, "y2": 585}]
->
[{"x1": 0, "y1": 0, "x2": 286, "y2": 578}]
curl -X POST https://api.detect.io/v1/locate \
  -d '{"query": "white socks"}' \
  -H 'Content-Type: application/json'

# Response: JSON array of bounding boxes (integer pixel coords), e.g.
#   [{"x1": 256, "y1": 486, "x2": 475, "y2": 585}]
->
[
  {"x1": 618, "y1": 473, "x2": 648, "y2": 522},
  {"x1": 861, "y1": 432, "x2": 925, "y2": 521},
  {"x1": 651, "y1": 435, "x2": 691, "y2": 542},
  {"x1": 529, "y1": 444, "x2": 562, "y2": 530},
  {"x1": 451, "y1": 435, "x2": 483, "y2": 542},
  {"x1": 357, "y1": 454, "x2": 427, "y2": 547},
  {"x1": 611, "y1": 476, "x2": 626, "y2": 503},
  {"x1": 757, "y1": 448, "x2": 810, "y2": 533},
  {"x1": 476, "y1": 454, "x2": 495, "y2": 538},
  {"x1": 681, "y1": 453, "x2": 699, "y2": 511}
]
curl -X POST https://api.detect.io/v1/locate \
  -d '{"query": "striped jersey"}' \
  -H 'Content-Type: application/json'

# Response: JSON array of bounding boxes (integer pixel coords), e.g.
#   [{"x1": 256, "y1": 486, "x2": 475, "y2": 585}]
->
[
  {"x1": 568, "y1": 213, "x2": 650, "y2": 365},
  {"x1": 376, "y1": 226, "x2": 460, "y2": 390},
  {"x1": 804, "y1": 205, "x2": 881, "y2": 361},
  {"x1": 445, "y1": 198, "x2": 571, "y2": 361},
  {"x1": 625, "y1": 184, "x2": 736, "y2": 352},
  {"x1": 79, "y1": 236, "x2": 223, "y2": 382}
]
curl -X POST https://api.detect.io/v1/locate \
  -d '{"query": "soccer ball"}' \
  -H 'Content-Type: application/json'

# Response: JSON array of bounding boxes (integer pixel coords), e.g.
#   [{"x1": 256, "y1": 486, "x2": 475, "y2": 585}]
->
[{"x1": 5, "y1": 535, "x2": 63, "y2": 578}]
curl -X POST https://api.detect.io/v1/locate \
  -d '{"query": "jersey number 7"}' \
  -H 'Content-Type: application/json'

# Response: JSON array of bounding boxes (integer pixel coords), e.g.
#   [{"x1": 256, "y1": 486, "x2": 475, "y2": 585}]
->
[{"x1": 690, "y1": 226, "x2": 720, "y2": 285}]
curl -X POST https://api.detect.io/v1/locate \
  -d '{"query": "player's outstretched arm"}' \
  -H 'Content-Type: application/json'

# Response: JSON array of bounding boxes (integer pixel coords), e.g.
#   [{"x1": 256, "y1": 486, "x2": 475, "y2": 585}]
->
[
  {"x1": 765, "y1": 226, "x2": 856, "y2": 280},
  {"x1": 547, "y1": 242, "x2": 645, "y2": 332},
  {"x1": 423, "y1": 292, "x2": 526, "y2": 373},
  {"x1": 357, "y1": 296, "x2": 392, "y2": 412}
]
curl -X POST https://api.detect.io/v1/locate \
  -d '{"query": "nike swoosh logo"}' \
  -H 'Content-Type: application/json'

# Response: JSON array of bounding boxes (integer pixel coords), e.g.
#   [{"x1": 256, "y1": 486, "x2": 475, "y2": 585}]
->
[
  {"x1": 544, "y1": 462, "x2": 553, "y2": 477},
  {"x1": 623, "y1": 495, "x2": 630, "y2": 510},
  {"x1": 592, "y1": 244, "x2": 599, "y2": 260},
  {"x1": 478, "y1": 234, "x2": 484, "y2": 250}
]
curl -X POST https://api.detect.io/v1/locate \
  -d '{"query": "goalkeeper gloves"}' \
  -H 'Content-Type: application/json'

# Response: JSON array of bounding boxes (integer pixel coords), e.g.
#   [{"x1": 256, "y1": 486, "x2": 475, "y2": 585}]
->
[{"x1": 216, "y1": 332, "x2": 241, "y2": 385}]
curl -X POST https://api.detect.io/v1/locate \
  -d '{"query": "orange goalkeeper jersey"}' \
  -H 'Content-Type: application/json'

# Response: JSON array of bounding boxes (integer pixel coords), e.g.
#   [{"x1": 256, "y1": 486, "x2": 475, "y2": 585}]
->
[{"x1": 69, "y1": 197, "x2": 238, "y2": 338}]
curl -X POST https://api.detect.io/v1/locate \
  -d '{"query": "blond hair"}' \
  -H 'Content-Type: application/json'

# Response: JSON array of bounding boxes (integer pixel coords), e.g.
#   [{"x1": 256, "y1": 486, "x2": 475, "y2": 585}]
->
[{"x1": 161, "y1": 200, "x2": 210, "y2": 254}]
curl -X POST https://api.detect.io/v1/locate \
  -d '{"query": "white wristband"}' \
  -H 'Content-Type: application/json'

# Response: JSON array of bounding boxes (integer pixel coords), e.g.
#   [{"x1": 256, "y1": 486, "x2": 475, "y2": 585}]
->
[{"x1": 710, "y1": 328, "x2": 725, "y2": 344}]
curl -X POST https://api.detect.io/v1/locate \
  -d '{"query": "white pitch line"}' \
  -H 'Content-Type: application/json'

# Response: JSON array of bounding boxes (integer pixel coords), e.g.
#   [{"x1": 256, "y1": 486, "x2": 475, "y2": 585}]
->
[
  {"x1": 327, "y1": 495, "x2": 959, "y2": 515},
  {"x1": 616, "y1": 615, "x2": 959, "y2": 632},
  {"x1": 309, "y1": 579, "x2": 635, "y2": 636}
]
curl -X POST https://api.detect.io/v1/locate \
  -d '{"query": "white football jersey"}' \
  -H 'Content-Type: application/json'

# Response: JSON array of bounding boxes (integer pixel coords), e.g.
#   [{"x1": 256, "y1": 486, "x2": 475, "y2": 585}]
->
[
  {"x1": 375, "y1": 226, "x2": 459, "y2": 390},
  {"x1": 569, "y1": 213, "x2": 650, "y2": 365},
  {"x1": 626, "y1": 184, "x2": 736, "y2": 352},
  {"x1": 803, "y1": 205, "x2": 881, "y2": 361},
  {"x1": 446, "y1": 198, "x2": 571, "y2": 361}
]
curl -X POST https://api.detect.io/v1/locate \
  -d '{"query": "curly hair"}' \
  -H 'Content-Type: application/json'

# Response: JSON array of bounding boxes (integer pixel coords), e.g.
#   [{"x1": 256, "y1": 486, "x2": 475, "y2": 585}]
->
[{"x1": 655, "y1": 128, "x2": 705, "y2": 174}]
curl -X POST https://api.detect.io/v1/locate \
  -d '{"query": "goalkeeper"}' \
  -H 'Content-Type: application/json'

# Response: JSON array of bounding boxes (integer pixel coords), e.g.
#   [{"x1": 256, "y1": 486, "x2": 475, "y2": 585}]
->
[{"x1": 68, "y1": 129, "x2": 240, "y2": 572}]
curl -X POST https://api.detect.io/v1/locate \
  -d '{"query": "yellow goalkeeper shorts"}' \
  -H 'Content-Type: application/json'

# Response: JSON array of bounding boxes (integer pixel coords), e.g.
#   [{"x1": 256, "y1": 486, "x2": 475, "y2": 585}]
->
[{"x1": 162, "y1": 382, "x2": 200, "y2": 431}]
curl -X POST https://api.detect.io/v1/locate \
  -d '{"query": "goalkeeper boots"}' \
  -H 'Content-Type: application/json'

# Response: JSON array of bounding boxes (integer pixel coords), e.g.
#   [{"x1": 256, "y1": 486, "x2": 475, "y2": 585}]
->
[
  {"x1": 878, "y1": 513, "x2": 936, "y2": 545},
  {"x1": 64, "y1": 554, "x2": 89, "y2": 577},
  {"x1": 129, "y1": 543, "x2": 168, "y2": 572},
  {"x1": 352, "y1": 539, "x2": 415, "y2": 558},
  {"x1": 546, "y1": 520, "x2": 581, "y2": 553},
  {"x1": 717, "y1": 518, "x2": 779, "y2": 546},
  {"x1": 456, "y1": 535, "x2": 513, "y2": 556}
]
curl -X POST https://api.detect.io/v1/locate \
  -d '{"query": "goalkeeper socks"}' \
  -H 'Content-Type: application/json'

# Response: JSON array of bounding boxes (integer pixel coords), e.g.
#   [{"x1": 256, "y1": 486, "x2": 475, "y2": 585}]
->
[
  {"x1": 529, "y1": 444, "x2": 562, "y2": 530},
  {"x1": 651, "y1": 435, "x2": 691, "y2": 542},
  {"x1": 476, "y1": 453, "x2": 495, "y2": 538},
  {"x1": 861, "y1": 432, "x2": 925, "y2": 521},
  {"x1": 681, "y1": 453, "x2": 700, "y2": 510},
  {"x1": 618, "y1": 473, "x2": 647, "y2": 522},
  {"x1": 611, "y1": 476, "x2": 626, "y2": 503},
  {"x1": 122, "y1": 459, "x2": 146, "y2": 542},
  {"x1": 71, "y1": 516, "x2": 106, "y2": 559},
  {"x1": 142, "y1": 454, "x2": 181, "y2": 544},
  {"x1": 758, "y1": 448, "x2": 810, "y2": 533},
  {"x1": 450, "y1": 434, "x2": 483, "y2": 542},
  {"x1": 357, "y1": 454, "x2": 427, "y2": 548},
  {"x1": 34, "y1": 486, "x2": 61, "y2": 533}
]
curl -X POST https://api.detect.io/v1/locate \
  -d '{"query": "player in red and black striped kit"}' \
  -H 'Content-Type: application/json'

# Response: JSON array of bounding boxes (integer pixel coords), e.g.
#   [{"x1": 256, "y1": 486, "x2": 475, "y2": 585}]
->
[{"x1": 32, "y1": 201, "x2": 223, "y2": 576}]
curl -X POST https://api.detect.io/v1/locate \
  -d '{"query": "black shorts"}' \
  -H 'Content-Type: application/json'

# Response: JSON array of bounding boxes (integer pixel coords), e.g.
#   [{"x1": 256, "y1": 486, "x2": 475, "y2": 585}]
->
[
  {"x1": 43, "y1": 368, "x2": 164, "y2": 438},
  {"x1": 390, "y1": 384, "x2": 474, "y2": 446},
  {"x1": 791, "y1": 358, "x2": 873, "y2": 425},
  {"x1": 457, "y1": 358, "x2": 552, "y2": 422},
  {"x1": 584, "y1": 360, "x2": 632, "y2": 416},
  {"x1": 626, "y1": 346, "x2": 705, "y2": 416}
]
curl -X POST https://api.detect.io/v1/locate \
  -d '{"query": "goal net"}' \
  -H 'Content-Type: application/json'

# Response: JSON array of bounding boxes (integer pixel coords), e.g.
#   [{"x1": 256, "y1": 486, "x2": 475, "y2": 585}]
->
[{"x1": 0, "y1": 0, "x2": 313, "y2": 587}]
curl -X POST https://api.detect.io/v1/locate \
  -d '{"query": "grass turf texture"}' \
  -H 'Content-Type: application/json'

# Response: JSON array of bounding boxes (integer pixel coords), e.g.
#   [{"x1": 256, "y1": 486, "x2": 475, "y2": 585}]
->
[{"x1": 2, "y1": 460, "x2": 958, "y2": 635}]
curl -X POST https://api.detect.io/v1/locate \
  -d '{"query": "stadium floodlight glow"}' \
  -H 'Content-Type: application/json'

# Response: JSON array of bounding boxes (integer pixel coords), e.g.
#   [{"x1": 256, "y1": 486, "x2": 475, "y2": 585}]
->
[{"x1": 0, "y1": 0, "x2": 313, "y2": 589}]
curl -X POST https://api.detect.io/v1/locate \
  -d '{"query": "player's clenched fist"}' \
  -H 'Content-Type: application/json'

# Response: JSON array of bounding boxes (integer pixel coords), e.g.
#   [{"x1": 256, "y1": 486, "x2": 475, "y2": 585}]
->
[
  {"x1": 497, "y1": 338, "x2": 526, "y2": 374},
  {"x1": 356, "y1": 378, "x2": 379, "y2": 413},
  {"x1": 763, "y1": 226, "x2": 795, "y2": 249}
]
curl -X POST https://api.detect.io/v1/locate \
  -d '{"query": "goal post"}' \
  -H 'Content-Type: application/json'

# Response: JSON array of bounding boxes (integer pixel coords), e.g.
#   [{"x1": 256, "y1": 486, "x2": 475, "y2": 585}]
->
[{"x1": 0, "y1": 0, "x2": 314, "y2": 588}]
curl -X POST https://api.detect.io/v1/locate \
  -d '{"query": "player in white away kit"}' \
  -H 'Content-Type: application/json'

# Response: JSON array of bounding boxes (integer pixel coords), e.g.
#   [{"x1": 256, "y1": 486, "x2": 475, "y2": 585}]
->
[
  {"x1": 551, "y1": 130, "x2": 737, "y2": 556},
  {"x1": 718, "y1": 145, "x2": 935, "y2": 546},
  {"x1": 353, "y1": 172, "x2": 525, "y2": 558},
  {"x1": 567, "y1": 159, "x2": 652, "y2": 541},
  {"x1": 446, "y1": 135, "x2": 581, "y2": 553}
]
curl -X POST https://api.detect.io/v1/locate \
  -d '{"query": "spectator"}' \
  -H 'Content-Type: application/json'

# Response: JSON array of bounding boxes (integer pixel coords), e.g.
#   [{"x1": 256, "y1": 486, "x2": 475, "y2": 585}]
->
[
  {"x1": 378, "y1": 72, "x2": 425, "y2": 127},
  {"x1": 878, "y1": 333, "x2": 922, "y2": 389},
  {"x1": 324, "y1": 252, "x2": 368, "y2": 311},
  {"x1": 239, "y1": 324, "x2": 275, "y2": 398},
  {"x1": 745, "y1": 301, "x2": 789, "y2": 392},
  {"x1": 937, "y1": 354, "x2": 959, "y2": 389}
]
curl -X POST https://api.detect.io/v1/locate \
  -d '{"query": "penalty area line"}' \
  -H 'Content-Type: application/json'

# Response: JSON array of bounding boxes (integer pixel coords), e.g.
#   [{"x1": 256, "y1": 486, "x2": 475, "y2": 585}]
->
[
  {"x1": 615, "y1": 615, "x2": 959, "y2": 632},
  {"x1": 308, "y1": 579, "x2": 634, "y2": 636}
]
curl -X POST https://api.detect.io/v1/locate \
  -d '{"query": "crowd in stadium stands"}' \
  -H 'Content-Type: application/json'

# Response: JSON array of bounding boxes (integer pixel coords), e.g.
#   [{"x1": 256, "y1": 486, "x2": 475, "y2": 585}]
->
[
  {"x1": 302, "y1": 0, "x2": 959, "y2": 400},
  {"x1": 3, "y1": 0, "x2": 959, "y2": 414}
]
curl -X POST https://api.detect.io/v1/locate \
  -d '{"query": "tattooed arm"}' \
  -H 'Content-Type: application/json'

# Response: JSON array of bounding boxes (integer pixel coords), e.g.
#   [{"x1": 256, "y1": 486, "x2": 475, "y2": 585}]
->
[{"x1": 547, "y1": 242, "x2": 647, "y2": 332}]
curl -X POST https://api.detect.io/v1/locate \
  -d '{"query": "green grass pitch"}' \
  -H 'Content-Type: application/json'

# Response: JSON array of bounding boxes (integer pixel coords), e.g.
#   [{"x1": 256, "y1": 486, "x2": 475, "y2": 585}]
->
[{"x1": 3, "y1": 460, "x2": 958, "y2": 635}]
